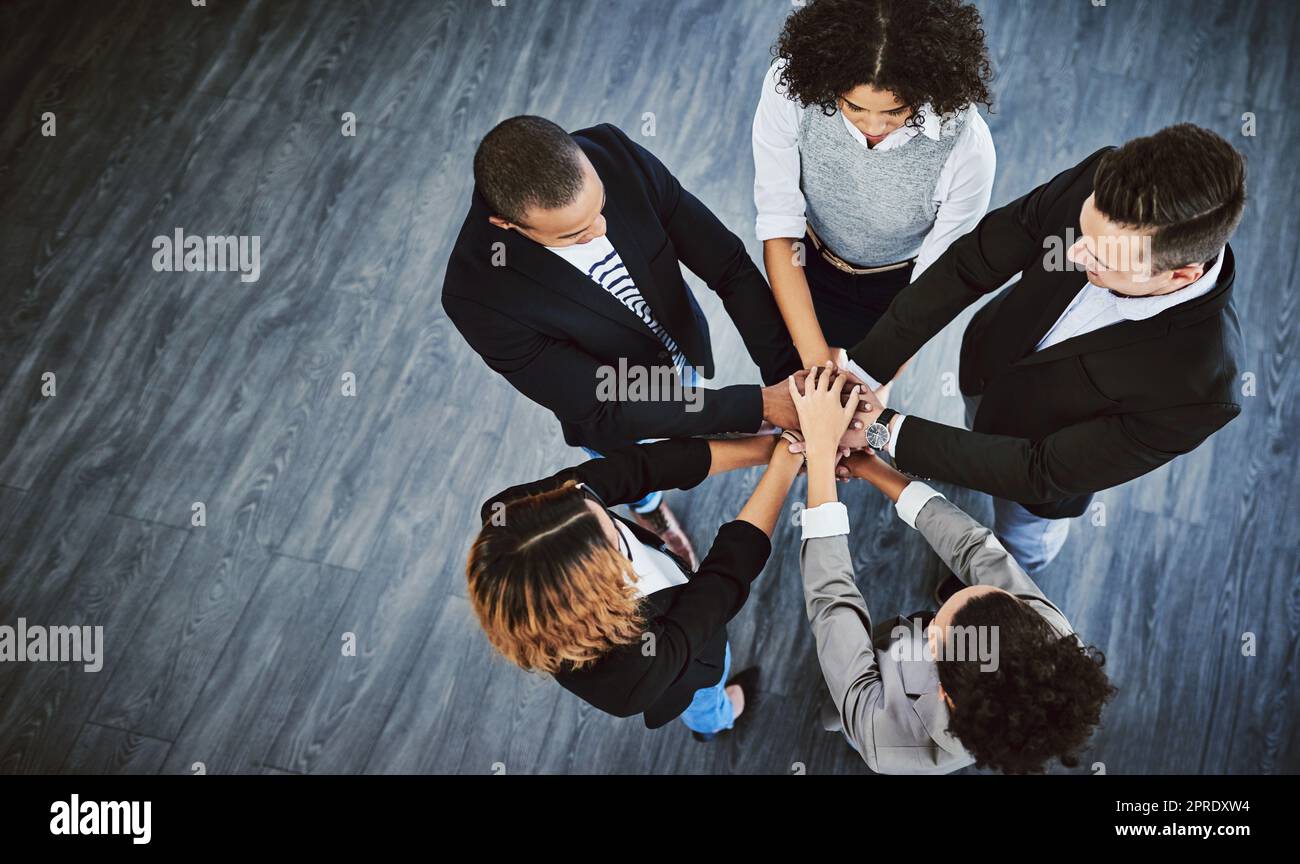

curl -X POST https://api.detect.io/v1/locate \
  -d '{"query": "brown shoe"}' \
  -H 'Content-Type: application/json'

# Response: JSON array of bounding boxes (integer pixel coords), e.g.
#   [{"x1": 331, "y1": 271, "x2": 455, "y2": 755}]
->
[{"x1": 631, "y1": 501, "x2": 699, "y2": 570}]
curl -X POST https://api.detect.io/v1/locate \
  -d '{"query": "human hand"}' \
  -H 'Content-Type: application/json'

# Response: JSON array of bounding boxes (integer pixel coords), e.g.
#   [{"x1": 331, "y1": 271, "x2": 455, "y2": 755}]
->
[
  {"x1": 788, "y1": 363, "x2": 862, "y2": 462},
  {"x1": 850, "y1": 382, "x2": 887, "y2": 431},
  {"x1": 760, "y1": 377, "x2": 800, "y2": 430},
  {"x1": 836, "y1": 449, "x2": 882, "y2": 481},
  {"x1": 783, "y1": 366, "x2": 871, "y2": 457},
  {"x1": 784, "y1": 428, "x2": 858, "y2": 480},
  {"x1": 786, "y1": 428, "x2": 864, "y2": 459},
  {"x1": 835, "y1": 449, "x2": 911, "y2": 502},
  {"x1": 776, "y1": 428, "x2": 807, "y2": 474},
  {"x1": 792, "y1": 367, "x2": 873, "y2": 427},
  {"x1": 824, "y1": 361, "x2": 887, "y2": 434}
]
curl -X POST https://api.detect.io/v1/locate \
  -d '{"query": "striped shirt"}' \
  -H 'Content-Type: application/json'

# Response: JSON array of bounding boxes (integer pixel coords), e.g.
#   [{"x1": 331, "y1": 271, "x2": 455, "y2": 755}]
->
[{"x1": 545, "y1": 235, "x2": 687, "y2": 370}]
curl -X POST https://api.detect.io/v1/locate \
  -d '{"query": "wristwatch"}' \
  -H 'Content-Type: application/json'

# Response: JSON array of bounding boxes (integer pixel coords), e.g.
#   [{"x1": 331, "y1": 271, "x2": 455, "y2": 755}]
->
[{"x1": 865, "y1": 408, "x2": 898, "y2": 451}]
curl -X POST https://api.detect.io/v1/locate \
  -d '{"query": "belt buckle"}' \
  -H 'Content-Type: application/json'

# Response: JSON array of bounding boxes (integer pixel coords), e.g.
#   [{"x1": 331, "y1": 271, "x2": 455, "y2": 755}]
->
[{"x1": 822, "y1": 248, "x2": 858, "y2": 275}]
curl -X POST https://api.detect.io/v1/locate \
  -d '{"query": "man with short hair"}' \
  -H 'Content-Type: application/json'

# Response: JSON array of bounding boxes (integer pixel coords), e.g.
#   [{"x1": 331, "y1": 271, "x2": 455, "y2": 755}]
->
[
  {"x1": 846, "y1": 123, "x2": 1247, "y2": 574},
  {"x1": 444, "y1": 116, "x2": 803, "y2": 565}
]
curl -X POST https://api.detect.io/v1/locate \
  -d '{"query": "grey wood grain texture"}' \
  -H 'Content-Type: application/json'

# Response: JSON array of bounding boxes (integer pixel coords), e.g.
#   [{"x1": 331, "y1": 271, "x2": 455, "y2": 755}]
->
[
  {"x1": 0, "y1": 0, "x2": 1295, "y2": 774},
  {"x1": 157, "y1": 554, "x2": 356, "y2": 775},
  {"x1": 0, "y1": 515, "x2": 187, "y2": 773},
  {"x1": 62, "y1": 725, "x2": 173, "y2": 776}
]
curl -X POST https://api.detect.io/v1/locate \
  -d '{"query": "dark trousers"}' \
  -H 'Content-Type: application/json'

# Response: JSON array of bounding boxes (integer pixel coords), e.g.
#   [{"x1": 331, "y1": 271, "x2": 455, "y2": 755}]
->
[{"x1": 803, "y1": 233, "x2": 915, "y2": 351}]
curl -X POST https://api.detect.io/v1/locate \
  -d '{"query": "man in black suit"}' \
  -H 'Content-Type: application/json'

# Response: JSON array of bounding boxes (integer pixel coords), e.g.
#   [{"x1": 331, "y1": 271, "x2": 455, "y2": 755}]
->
[
  {"x1": 845, "y1": 124, "x2": 1247, "y2": 574},
  {"x1": 444, "y1": 116, "x2": 803, "y2": 565}
]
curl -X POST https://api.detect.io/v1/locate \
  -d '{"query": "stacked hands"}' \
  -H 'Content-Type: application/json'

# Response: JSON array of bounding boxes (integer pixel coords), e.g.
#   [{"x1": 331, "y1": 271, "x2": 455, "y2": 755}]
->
[{"x1": 771, "y1": 362, "x2": 890, "y2": 482}]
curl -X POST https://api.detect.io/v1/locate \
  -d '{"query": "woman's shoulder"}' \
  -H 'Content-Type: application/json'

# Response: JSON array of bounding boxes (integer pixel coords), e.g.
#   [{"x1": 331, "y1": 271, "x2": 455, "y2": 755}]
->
[
  {"x1": 948, "y1": 104, "x2": 993, "y2": 145},
  {"x1": 754, "y1": 58, "x2": 804, "y2": 134},
  {"x1": 933, "y1": 105, "x2": 995, "y2": 165},
  {"x1": 761, "y1": 57, "x2": 787, "y2": 91}
]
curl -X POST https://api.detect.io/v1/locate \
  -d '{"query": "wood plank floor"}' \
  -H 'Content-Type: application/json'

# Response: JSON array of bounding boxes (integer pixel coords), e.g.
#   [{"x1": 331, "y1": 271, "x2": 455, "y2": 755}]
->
[{"x1": 0, "y1": 0, "x2": 1296, "y2": 774}]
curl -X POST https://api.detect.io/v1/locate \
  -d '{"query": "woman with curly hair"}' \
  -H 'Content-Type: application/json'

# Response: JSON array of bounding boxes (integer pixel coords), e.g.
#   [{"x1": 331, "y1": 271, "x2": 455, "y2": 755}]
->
[
  {"x1": 467, "y1": 433, "x2": 806, "y2": 740},
  {"x1": 788, "y1": 364, "x2": 1114, "y2": 773},
  {"x1": 753, "y1": 0, "x2": 997, "y2": 392}
]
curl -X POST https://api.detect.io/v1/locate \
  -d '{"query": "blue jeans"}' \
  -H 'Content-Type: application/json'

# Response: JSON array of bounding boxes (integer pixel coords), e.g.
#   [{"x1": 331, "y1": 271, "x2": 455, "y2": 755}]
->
[
  {"x1": 963, "y1": 395, "x2": 1069, "y2": 575},
  {"x1": 577, "y1": 365, "x2": 702, "y2": 514},
  {"x1": 990, "y1": 495, "x2": 1070, "y2": 575},
  {"x1": 678, "y1": 642, "x2": 734, "y2": 737}
]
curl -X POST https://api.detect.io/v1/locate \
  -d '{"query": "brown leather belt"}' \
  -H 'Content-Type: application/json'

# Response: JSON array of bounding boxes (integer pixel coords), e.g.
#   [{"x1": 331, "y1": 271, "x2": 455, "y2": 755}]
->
[{"x1": 806, "y1": 222, "x2": 915, "y2": 276}]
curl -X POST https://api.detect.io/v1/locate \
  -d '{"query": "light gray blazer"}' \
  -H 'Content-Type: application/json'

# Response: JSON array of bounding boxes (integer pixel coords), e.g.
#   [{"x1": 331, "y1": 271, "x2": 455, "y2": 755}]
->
[{"x1": 799, "y1": 494, "x2": 1075, "y2": 775}]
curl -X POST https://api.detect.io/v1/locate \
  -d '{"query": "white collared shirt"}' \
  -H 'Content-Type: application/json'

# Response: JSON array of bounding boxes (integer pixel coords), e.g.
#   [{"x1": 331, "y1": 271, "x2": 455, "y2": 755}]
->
[
  {"x1": 752, "y1": 61, "x2": 996, "y2": 282},
  {"x1": 1035, "y1": 248, "x2": 1226, "y2": 351},
  {"x1": 799, "y1": 482, "x2": 945, "y2": 540},
  {"x1": 881, "y1": 248, "x2": 1227, "y2": 456},
  {"x1": 614, "y1": 519, "x2": 689, "y2": 598}
]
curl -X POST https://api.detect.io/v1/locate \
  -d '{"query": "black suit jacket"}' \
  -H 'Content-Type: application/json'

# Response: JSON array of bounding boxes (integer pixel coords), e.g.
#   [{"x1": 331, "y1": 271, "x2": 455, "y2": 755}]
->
[
  {"x1": 479, "y1": 440, "x2": 771, "y2": 728},
  {"x1": 850, "y1": 147, "x2": 1244, "y2": 518},
  {"x1": 444, "y1": 123, "x2": 801, "y2": 452}
]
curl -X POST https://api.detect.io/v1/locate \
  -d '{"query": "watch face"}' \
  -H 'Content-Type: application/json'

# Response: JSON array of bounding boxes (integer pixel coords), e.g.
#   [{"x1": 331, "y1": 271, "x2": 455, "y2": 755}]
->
[{"x1": 866, "y1": 421, "x2": 889, "y2": 450}]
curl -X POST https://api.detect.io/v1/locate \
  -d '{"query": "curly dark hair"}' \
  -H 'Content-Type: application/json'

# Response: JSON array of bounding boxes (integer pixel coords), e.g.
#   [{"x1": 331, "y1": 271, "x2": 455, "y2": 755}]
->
[
  {"x1": 936, "y1": 591, "x2": 1116, "y2": 774},
  {"x1": 773, "y1": 0, "x2": 993, "y2": 128}
]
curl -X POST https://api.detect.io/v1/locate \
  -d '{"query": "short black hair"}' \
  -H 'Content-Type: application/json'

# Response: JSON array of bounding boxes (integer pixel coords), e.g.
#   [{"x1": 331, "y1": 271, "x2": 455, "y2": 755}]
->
[
  {"x1": 473, "y1": 115, "x2": 585, "y2": 225},
  {"x1": 937, "y1": 591, "x2": 1116, "y2": 774},
  {"x1": 1094, "y1": 123, "x2": 1247, "y2": 272}
]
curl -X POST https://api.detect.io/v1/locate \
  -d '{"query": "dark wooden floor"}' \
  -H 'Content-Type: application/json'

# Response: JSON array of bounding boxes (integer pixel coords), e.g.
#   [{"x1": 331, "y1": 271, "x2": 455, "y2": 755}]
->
[{"x1": 0, "y1": 0, "x2": 1296, "y2": 775}]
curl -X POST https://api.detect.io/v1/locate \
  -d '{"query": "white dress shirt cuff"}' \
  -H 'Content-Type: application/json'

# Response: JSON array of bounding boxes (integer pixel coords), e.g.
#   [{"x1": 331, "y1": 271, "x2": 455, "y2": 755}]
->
[
  {"x1": 801, "y1": 501, "x2": 851, "y2": 539},
  {"x1": 755, "y1": 215, "x2": 809, "y2": 244},
  {"x1": 886, "y1": 414, "x2": 905, "y2": 458},
  {"x1": 843, "y1": 357, "x2": 882, "y2": 392},
  {"x1": 894, "y1": 481, "x2": 944, "y2": 529}
]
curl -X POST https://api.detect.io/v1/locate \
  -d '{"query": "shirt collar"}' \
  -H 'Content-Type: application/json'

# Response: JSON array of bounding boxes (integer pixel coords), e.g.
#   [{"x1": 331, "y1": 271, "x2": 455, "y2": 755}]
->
[
  {"x1": 838, "y1": 102, "x2": 942, "y2": 151},
  {"x1": 614, "y1": 519, "x2": 679, "y2": 597},
  {"x1": 1109, "y1": 247, "x2": 1225, "y2": 322}
]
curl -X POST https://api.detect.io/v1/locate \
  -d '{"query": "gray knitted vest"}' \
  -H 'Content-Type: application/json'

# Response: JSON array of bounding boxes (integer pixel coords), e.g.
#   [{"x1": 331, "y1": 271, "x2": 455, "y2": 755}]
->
[{"x1": 798, "y1": 108, "x2": 965, "y2": 267}]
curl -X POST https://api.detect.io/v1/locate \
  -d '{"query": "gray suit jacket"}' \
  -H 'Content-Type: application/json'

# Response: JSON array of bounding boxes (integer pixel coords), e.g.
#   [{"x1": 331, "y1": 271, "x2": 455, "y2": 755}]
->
[{"x1": 800, "y1": 493, "x2": 1075, "y2": 775}]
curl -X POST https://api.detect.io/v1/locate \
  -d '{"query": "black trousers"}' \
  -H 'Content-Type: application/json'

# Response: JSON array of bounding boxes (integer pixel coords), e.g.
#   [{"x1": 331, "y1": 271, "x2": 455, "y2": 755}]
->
[{"x1": 802, "y1": 232, "x2": 915, "y2": 351}]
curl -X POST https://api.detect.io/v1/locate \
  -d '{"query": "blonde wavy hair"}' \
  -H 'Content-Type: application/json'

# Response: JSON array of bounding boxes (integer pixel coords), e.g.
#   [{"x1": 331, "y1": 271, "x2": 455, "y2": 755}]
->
[{"x1": 467, "y1": 480, "x2": 645, "y2": 674}]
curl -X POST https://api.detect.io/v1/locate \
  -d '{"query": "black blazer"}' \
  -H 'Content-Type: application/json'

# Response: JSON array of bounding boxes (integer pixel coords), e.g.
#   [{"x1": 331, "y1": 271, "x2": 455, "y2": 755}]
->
[
  {"x1": 479, "y1": 440, "x2": 771, "y2": 728},
  {"x1": 443, "y1": 123, "x2": 800, "y2": 453},
  {"x1": 850, "y1": 148, "x2": 1244, "y2": 518}
]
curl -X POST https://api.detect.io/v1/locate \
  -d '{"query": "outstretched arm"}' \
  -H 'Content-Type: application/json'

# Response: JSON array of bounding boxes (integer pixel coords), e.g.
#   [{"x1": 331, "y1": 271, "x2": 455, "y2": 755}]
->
[
  {"x1": 736, "y1": 437, "x2": 804, "y2": 538},
  {"x1": 785, "y1": 365, "x2": 895, "y2": 768},
  {"x1": 840, "y1": 451, "x2": 1073, "y2": 637},
  {"x1": 446, "y1": 292, "x2": 768, "y2": 450},
  {"x1": 892, "y1": 403, "x2": 1236, "y2": 506},
  {"x1": 608, "y1": 124, "x2": 803, "y2": 385},
  {"x1": 848, "y1": 148, "x2": 1112, "y2": 384}
]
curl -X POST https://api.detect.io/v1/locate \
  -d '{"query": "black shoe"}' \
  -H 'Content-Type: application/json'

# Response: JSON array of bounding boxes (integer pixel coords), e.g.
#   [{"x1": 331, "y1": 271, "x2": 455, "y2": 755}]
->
[
  {"x1": 727, "y1": 666, "x2": 761, "y2": 727},
  {"x1": 933, "y1": 573, "x2": 965, "y2": 607},
  {"x1": 630, "y1": 501, "x2": 699, "y2": 570}
]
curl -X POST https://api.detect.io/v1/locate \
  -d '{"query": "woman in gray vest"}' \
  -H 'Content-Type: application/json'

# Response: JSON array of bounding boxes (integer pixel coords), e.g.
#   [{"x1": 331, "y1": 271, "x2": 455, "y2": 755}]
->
[{"x1": 753, "y1": 0, "x2": 996, "y2": 392}]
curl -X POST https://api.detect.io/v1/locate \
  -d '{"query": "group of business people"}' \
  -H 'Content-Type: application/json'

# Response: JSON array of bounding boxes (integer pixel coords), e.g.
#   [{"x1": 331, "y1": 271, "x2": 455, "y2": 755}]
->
[{"x1": 443, "y1": 0, "x2": 1246, "y2": 774}]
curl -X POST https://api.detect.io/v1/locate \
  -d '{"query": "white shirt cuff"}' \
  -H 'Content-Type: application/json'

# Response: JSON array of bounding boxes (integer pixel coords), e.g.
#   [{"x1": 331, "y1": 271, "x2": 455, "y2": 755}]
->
[
  {"x1": 842, "y1": 357, "x2": 882, "y2": 392},
  {"x1": 894, "y1": 482, "x2": 944, "y2": 529},
  {"x1": 801, "y1": 501, "x2": 850, "y2": 539},
  {"x1": 886, "y1": 414, "x2": 905, "y2": 458},
  {"x1": 755, "y1": 215, "x2": 809, "y2": 243}
]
